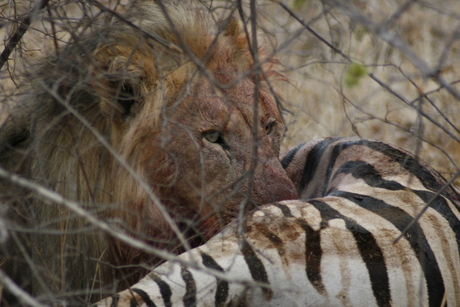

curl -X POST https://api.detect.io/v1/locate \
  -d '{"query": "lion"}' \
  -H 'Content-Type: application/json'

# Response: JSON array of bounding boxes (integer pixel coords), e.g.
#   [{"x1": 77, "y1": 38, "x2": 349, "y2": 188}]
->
[{"x1": 0, "y1": 1, "x2": 298, "y2": 305}]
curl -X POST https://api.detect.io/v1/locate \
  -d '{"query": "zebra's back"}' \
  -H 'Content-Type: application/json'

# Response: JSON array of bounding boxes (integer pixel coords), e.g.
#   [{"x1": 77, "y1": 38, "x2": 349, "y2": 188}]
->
[{"x1": 98, "y1": 137, "x2": 460, "y2": 307}]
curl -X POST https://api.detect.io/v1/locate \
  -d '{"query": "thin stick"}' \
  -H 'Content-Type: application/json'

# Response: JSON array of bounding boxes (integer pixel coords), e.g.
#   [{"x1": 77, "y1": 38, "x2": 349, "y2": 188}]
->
[
  {"x1": 0, "y1": 0, "x2": 50, "y2": 70},
  {"x1": 0, "y1": 268, "x2": 47, "y2": 307}
]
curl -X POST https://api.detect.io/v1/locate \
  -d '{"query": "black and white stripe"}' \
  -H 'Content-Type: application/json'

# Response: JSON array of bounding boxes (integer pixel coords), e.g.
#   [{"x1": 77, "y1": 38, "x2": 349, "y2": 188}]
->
[{"x1": 98, "y1": 137, "x2": 460, "y2": 307}]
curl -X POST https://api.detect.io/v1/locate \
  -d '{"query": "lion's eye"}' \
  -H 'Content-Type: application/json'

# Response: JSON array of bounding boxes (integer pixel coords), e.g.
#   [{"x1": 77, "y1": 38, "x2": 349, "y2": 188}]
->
[
  {"x1": 202, "y1": 130, "x2": 224, "y2": 144},
  {"x1": 265, "y1": 120, "x2": 276, "y2": 135}
]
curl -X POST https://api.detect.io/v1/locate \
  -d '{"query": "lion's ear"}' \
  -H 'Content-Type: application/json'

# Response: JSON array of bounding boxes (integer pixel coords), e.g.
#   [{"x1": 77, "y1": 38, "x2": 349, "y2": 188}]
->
[
  {"x1": 221, "y1": 17, "x2": 240, "y2": 38},
  {"x1": 90, "y1": 42, "x2": 154, "y2": 122}
]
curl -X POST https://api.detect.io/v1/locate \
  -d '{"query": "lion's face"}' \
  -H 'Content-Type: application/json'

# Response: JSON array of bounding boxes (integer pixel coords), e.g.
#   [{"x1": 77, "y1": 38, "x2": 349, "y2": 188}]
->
[
  {"x1": 87, "y1": 12, "x2": 298, "y2": 262},
  {"x1": 161, "y1": 76, "x2": 298, "y2": 226},
  {"x1": 109, "y1": 71, "x2": 298, "y2": 240}
]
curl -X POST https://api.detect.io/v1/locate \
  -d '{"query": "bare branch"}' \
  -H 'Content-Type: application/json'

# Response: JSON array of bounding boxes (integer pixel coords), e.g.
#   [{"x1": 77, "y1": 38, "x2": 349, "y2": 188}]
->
[
  {"x1": 325, "y1": 0, "x2": 460, "y2": 102},
  {"x1": 0, "y1": 269, "x2": 47, "y2": 307},
  {"x1": 0, "y1": 0, "x2": 50, "y2": 71}
]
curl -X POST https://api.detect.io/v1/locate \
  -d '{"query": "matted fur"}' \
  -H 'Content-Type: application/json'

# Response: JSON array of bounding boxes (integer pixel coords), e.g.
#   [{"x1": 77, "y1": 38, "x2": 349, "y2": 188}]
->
[{"x1": 0, "y1": 1, "x2": 297, "y2": 304}]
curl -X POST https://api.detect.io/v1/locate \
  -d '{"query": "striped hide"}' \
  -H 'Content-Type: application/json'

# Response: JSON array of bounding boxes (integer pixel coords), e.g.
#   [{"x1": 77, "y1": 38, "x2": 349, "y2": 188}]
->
[{"x1": 97, "y1": 137, "x2": 460, "y2": 307}]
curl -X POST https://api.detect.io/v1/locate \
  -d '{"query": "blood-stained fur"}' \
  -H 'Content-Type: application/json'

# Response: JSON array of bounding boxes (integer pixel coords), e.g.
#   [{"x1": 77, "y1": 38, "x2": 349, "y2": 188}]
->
[{"x1": 0, "y1": 1, "x2": 297, "y2": 304}]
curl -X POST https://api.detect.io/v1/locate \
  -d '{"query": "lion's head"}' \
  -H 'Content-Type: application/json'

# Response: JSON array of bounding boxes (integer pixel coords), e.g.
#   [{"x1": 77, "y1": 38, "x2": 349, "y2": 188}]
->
[{"x1": 0, "y1": 1, "x2": 297, "y2": 303}]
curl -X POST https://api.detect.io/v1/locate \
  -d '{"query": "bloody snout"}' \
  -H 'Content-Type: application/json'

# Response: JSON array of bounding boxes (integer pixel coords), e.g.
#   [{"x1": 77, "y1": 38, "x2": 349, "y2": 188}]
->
[{"x1": 252, "y1": 157, "x2": 299, "y2": 204}]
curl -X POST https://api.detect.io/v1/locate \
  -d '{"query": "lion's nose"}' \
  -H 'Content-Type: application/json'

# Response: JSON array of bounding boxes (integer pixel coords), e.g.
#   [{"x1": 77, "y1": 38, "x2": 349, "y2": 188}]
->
[{"x1": 252, "y1": 158, "x2": 298, "y2": 204}]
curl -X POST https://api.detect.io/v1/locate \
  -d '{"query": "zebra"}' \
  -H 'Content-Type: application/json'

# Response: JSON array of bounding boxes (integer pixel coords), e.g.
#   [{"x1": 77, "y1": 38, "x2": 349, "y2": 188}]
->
[{"x1": 97, "y1": 137, "x2": 460, "y2": 307}]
